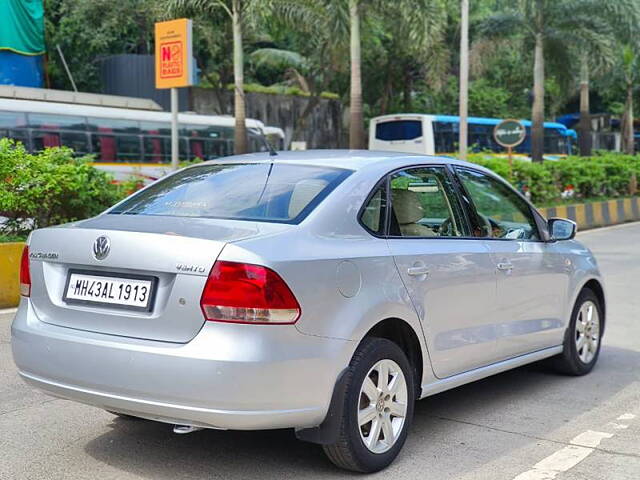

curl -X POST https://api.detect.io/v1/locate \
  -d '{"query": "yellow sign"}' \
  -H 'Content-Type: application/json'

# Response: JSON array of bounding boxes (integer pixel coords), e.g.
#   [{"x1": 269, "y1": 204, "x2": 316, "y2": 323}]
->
[{"x1": 155, "y1": 19, "x2": 193, "y2": 89}]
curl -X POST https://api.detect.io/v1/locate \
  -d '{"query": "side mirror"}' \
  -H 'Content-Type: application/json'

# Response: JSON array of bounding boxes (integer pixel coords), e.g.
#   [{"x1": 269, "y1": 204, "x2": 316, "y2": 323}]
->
[{"x1": 548, "y1": 218, "x2": 576, "y2": 241}]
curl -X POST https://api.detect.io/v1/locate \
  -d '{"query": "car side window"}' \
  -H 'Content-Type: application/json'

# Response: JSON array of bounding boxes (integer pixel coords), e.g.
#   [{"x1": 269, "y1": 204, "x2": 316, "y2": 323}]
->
[
  {"x1": 389, "y1": 167, "x2": 468, "y2": 238},
  {"x1": 455, "y1": 168, "x2": 540, "y2": 241},
  {"x1": 360, "y1": 184, "x2": 387, "y2": 235}
]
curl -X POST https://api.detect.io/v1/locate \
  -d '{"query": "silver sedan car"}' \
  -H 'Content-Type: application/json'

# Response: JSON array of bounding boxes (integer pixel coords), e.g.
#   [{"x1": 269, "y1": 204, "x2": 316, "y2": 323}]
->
[{"x1": 12, "y1": 150, "x2": 605, "y2": 472}]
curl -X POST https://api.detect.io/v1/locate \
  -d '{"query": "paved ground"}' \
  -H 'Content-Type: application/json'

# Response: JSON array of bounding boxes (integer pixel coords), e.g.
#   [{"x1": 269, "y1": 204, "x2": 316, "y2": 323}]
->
[{"x1": 1, "y1": 223, "x2": 639, "y2": 479}]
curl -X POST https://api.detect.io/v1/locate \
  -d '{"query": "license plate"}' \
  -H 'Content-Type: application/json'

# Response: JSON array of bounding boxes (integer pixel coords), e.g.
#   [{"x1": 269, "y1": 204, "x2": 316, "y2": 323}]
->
[{"x1": 63, "y1": 270, "x2": 157, "y2": 311}]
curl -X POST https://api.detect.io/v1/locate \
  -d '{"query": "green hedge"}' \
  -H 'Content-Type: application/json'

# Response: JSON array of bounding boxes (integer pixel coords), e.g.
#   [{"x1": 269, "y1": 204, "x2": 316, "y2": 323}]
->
[
  {"x1": 0, "y1": 139, "x2": 130, "y2": 237},
  {"x1": 466, "y1": 153, "x2": 640, "y2": 206}
]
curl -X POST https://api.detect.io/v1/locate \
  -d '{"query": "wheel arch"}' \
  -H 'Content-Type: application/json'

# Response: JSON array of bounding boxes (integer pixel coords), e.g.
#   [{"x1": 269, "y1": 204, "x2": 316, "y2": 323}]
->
[
  {"x1": 295, "y1": 316, "x2": 424, "y2": 446},
  {"x1": 363, "y1": 317, "x2": 424, "y2": 400},
  {"x1": 581, "y1": 278, "x2": 606, "y2": 333}
]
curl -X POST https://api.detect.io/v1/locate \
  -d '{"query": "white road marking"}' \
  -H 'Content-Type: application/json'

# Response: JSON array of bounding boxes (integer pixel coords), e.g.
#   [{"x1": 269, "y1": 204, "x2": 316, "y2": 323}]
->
[
  {"x1": 512, "y1": 431, "x2": 613, "y2": 480},
  {"x1": 617, "y1": 413, "x2": 636, "y2": 421},
  {"x1": 607, "y1": 422, "x2": 629, "y2": 430}
]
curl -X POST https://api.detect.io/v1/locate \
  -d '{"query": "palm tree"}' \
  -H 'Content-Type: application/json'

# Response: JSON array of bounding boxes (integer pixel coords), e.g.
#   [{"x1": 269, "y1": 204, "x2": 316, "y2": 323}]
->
[
  {"x1": 620, "y1": 45, "x2": 638, "y2": 155},
  {"x1": 267, "y1": 0, "x2": 445, "y2": 149},
  {"x1": 573, "y1": 2, "x2": 639, "y2": 156},
  {"x1": 459, "y1": 0, "x2": 469, "y2": 160},
  {"x1": 166, "y1": 0, "x2": 266, "y2": 154},
  {"x1": 479, "y1": 0, "x2": 638, "y2": 162},
  {"x1": 348, "y1": 0, "x2": 364, "y2": 149}
]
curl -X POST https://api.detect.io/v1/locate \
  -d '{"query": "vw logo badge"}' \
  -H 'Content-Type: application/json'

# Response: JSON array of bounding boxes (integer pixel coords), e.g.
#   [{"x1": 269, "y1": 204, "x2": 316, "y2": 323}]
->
[{"x1": 92, "y1": 236, "x2": 111, "y2": 261}]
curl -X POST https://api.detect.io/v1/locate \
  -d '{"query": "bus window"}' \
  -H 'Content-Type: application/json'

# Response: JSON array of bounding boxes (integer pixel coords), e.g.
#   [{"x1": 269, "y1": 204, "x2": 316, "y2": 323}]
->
[
  {"x1": 0, "y1": 111, "x2": 27, "y2": 129},
  {"x1": 92, "y1": 129, "x2": 116, "y2": 161},
  {"x1": 87, "y1": 117, "x2": 139, "y2": 134},
  {"x1": 141, "y1": 121, "x2": 170, "y2": 136},
  {"x1": 544, "y1": 129, "x2": 565, "y2": 154},
  {"x1": 143, "y1": 135, "x2": 164, "y2": 163},
  {"x1": 189, "y1": 139, "x2": 204, "y2": 159},
  {"x1": 28, "y1": 113, "x2": 86, "y2": 131},
  {"x1": 433, "y1": 121, "x2": 456, "y2": 153},
  {"x1": 203, "y1": 139, "x2": 228, "y2": 158},
  {"x1": 115, "y1": 135, "x2": 141, "y2": 162},
  {"x1": 0, "y1": 111, "x2": 29, "y2": 146},
  {"x1": 32, "y1": 130, "x2": 61, "y2": 149},
  {"x1": 60, "y1": 132, "x2": 89, "y2": 154},
  {"x1": 469, "y1": 124, "x2": 495, "y2": 152},
  {"x1": 375, "y1": 120, "x2": 422, "y2": 141}
]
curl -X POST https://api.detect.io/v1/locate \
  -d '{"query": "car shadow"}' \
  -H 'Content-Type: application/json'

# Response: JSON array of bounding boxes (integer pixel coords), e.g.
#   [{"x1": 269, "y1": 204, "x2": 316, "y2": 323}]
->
[{"x1": 83, "y1": 345, "x2": 640, "y2": 479}]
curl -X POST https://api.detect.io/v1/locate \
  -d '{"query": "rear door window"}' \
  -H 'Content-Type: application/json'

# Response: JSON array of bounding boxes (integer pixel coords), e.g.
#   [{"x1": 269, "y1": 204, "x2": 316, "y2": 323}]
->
[{"x1": 110, "y1": 163, "x2": 352, "y2": 224}]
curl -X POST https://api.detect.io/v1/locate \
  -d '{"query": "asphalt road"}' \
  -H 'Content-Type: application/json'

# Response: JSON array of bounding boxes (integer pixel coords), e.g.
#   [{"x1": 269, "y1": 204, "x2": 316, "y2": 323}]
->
[{"x1": 1, "y1": 223, "x2": 639, "y2": 480}]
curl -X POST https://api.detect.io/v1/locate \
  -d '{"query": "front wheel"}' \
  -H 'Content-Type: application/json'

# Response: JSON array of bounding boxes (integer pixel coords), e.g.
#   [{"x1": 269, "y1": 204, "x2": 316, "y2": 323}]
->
[
  {"x1": 553, "y1": 288, "x2": 603, "y2": 375},
  {"x1": 323, "y1": 337, "x2": 415, "y2": 472}
]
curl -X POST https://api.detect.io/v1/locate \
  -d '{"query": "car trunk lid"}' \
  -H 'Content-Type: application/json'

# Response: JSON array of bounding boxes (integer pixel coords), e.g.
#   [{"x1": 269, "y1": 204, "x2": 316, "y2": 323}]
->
[{"x1": 27, "y1": 216, "x2": 287, "y2": 343}]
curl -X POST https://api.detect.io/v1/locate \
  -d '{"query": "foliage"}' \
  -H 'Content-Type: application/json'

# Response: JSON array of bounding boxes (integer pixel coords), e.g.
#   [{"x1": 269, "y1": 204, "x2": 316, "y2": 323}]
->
[
  {"x1": 45, "y1": 0, "x2": 161, "y2": 91},
  {"x1": 0, "y1": 140, "x2": 124, "y2": 236},
  {"x1": 42, "y1": 0, "x2": 640, "y2": 133},
  {"x1": 0, "y1": 234, "x2": 27, "y2": 243},
  {"x1": 466, "y1": 152, "x2": 640, "y2": 206}
]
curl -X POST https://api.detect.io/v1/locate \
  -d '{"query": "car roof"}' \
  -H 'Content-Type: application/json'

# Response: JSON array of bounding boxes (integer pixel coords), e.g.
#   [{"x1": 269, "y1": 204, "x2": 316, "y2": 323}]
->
[{"x1": 199, "y1": 149, "x2": 482, "y2": 172}]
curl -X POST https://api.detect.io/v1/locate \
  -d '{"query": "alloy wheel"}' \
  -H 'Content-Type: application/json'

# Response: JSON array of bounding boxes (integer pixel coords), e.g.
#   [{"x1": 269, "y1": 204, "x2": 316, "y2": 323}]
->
[
  {"x1": 357, "y1": 358, "x2": 408, "y2": 454},
  {"x1": 575, "y1": 300, "x2": 600, "y2": 364}
]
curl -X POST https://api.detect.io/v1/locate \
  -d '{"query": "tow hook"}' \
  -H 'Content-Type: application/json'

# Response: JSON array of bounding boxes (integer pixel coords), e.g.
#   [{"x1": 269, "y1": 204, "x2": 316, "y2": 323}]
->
[{"x1": 173, "y1": 424, "x2": 204, "y2": 434}]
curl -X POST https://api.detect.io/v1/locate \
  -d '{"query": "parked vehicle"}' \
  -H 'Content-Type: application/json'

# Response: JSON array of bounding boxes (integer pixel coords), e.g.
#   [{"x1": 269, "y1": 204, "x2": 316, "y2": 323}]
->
[
  {"x1": 369, "y1": 114, "x2": 577, "y2": 159},
  {"x1": 0, "y1": 96, "x2": 278, "y2": 182},
  {"x1": 12, "y1": 150, "x2": 605, "y2": 472}
]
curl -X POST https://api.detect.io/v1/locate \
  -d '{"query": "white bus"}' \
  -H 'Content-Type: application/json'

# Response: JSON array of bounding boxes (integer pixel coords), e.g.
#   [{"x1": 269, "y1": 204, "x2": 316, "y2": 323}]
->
[
  {"x1": 369, "y1": 114, "x2": 577, "y2": 159},
  {"x1": 0, "y1": 93, "x2": 278, "y2": 182},
  {"x1": 263, "y1": 125, "x2": 285, "y2": 150}
]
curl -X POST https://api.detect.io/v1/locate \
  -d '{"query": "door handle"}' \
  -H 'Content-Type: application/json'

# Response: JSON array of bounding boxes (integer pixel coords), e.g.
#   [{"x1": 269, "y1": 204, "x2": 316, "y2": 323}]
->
[
  {"x1": 496, "y1": 262, "x2": 514, "y2": 272},
  {"x1": 407, "y1": 266, "x2": 430, "y2": 276}
]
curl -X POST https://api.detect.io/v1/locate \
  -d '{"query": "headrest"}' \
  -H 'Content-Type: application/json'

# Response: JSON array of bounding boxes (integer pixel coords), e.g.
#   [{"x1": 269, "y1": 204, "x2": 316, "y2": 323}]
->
[
  {"x1": 391, "y1": 189, "x2": 424, "y2": 224},
  {"x1": 288, "y1": 179, "x2": 328, "y2": 218}
]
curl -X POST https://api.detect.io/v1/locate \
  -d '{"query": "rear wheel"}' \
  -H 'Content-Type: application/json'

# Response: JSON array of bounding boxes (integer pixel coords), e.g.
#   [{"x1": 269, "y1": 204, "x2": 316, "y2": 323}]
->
[
  {"x1": 553, "y1": 288, "x2": 603, "y2": 375},
  {"x1": 323, "y1": 337, "x2": 415, "y2": 472}
]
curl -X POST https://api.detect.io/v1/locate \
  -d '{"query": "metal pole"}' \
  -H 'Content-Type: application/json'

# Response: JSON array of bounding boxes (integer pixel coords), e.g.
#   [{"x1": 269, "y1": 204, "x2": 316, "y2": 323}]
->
[
  {"x1": 171, "y1": 88, "x2": 179, "y2": 170},
  {"x1": 458, "y1": 0, "x2": 469, "y2": 160},
  {"x1": 56, "y1": 44, "x2": 78, "y2": 92}
]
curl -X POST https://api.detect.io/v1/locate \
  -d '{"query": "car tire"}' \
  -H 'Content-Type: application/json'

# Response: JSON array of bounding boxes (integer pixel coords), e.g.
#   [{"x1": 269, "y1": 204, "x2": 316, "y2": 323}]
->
[
  {"x1": 322, "y1": 337, "x2": 415, "y2": 473},
  {"x1": 553, "y1": 288, "x2": 603, "y2": 376}
]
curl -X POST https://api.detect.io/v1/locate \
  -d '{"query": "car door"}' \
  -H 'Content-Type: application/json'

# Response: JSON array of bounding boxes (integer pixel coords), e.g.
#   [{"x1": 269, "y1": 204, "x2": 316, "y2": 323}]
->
[
  {"x1": 384, "y1": 165, "x2": 501, "y2": 379},
  {"x1": 454, "y1": 167, "x2": 569, "y2": 360}
]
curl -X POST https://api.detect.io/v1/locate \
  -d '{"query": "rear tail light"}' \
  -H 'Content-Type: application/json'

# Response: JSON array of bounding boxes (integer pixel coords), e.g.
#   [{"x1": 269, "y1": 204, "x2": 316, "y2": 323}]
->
[
  {"x1": 19, "y1": 246, "x2": 31, "y2": 297},
  {"x1": 200, "y1": 261, "x2": 301, "y2": 324}
]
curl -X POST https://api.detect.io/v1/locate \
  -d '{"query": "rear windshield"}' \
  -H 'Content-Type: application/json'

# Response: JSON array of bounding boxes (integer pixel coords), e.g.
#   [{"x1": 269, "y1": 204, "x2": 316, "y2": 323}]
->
[
  {"x1": 109, "y1": 163, "x2": 351, "y2": 224},
  {"x1": 375, "y1": 120, "x2": 422, "y2": 141}
]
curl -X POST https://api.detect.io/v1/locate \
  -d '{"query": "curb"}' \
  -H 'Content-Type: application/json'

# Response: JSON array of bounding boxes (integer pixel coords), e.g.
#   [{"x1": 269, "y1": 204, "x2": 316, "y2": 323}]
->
[{"x1": 540, "y1": 197, "x2": 640, "y2": 230}]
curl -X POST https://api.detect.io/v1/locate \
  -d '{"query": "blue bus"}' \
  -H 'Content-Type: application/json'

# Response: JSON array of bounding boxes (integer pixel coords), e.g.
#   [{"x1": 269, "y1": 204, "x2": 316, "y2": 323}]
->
[{"x1": 369, "y1": 114, "x2": 576, "y2": 159}]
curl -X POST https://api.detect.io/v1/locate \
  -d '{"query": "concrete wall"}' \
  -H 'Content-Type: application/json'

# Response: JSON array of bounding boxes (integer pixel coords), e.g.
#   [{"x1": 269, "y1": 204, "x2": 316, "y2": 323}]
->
[
  {"x1": 190, "y1": 87, "x2": 345, "y2": 149},
  {"x1": 0, "y1": 243, "x2": 23, "y2": 308}
]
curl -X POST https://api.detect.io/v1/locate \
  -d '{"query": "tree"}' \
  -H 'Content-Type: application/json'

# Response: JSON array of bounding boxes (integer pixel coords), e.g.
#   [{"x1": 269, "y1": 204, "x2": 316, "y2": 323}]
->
[
  {"x1": 166, "y1": 0, "x2": 269, "y2": 154},
  {"x1": 45, "y1": 0, "x2": 160, "y2": 91},
  {"x1": 572, "y1": 2, "x2": 639, "y2": 156},
  {"x1": 620, "y1": 45, "x2": 638, "y2": 155},
  {"x1": 478, "y1": 0, "x2": 637, "y2": 162},
  {"x1": 348, "y1": 0, "x2": 364, "y2": 149},
  {"x1": 459, "y1": 0, "x2": 469, "y2": 160}
]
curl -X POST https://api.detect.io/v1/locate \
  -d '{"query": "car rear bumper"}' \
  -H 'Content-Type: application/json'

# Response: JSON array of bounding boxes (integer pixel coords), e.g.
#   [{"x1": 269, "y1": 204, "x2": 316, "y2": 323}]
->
[{"x1": 11, "y1": 300, "x2": 354, "y2": 430}]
